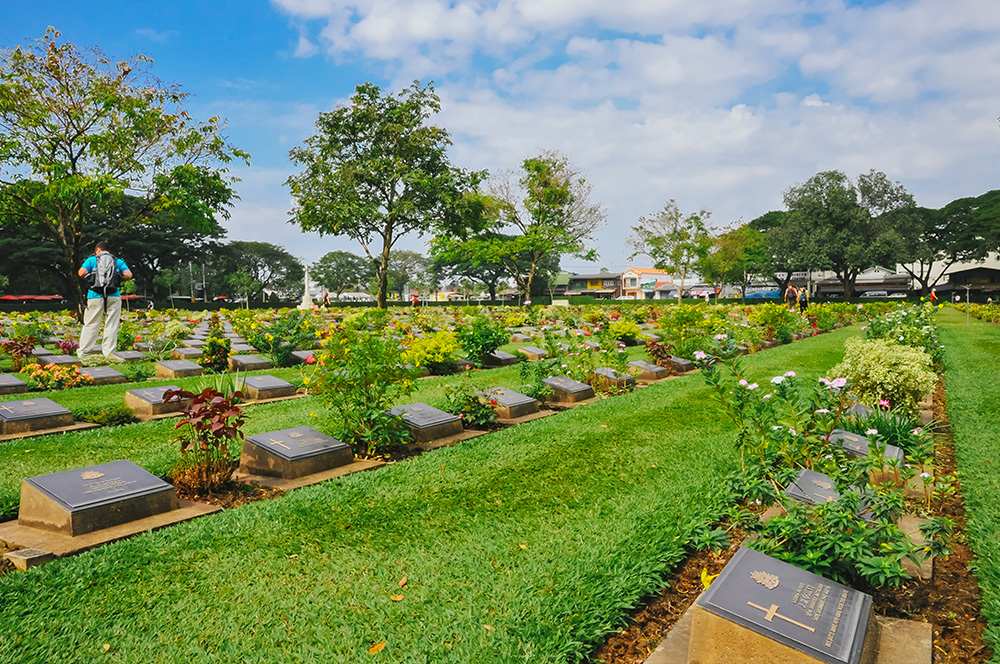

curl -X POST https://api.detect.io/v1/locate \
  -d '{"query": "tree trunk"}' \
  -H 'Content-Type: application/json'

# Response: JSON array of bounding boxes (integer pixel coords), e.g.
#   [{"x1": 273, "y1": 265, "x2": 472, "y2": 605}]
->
[{"x1": 377, "y1": 245, "x2": 390, "y2": 309}]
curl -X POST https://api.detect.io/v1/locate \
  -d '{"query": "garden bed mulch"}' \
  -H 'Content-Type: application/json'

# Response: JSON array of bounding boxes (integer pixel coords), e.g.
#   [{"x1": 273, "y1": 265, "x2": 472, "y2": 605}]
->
[{"x1": 589, "y1": 379, "x2": 992, "y2": 664}]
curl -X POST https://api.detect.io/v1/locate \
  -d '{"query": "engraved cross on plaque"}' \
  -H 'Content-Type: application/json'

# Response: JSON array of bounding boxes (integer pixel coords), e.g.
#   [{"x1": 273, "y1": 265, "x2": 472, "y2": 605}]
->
[
  {"x1": 746, "y1": 602, "x2": 816, "y2": 632},
  {"x1": 0, "y1": 405, "x2": 13, "y2": 414},
  {"x1": 270, "y1": 437, "x2": 291, "y2": 450}
]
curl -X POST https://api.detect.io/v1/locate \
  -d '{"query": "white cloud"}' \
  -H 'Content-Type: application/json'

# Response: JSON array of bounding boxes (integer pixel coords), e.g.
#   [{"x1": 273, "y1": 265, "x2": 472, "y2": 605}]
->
[{"x1": 251, "y1": 0, "x2": 1000, "y2": 270}]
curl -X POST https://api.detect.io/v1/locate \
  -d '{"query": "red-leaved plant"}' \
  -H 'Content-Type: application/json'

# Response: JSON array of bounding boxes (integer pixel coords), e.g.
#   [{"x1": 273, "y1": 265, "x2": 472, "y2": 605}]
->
[{"x1": 165, "y1": 387, "x2": 245, "y2": 493}]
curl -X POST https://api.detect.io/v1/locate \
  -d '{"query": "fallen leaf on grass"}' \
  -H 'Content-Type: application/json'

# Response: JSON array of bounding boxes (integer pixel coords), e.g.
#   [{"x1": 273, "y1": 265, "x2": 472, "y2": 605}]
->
[
  {"x1": 391, "y1": 594, "x2": 403, "y2": 601},
  {"x1": 700, "y1": 567, "x2": 720, "y2": 589},
  {"x1": 600, "y1": 424, "x2": 609, "y2": 428},
  {"x1": 483, "y1": 624, "x2": 494, "y2": 631},
  {"x1": 369, "y1": 641, "x2": 386, "y2": 654},
  {"x1": 398, "y1": 576, "x2": 407, "y2": 587},
  {"x1": 103, "y1": 644, "x2": 111, "y2": 652},
  {"x1": 519, "y1": 544, "x2": 527, "y2": 550}
]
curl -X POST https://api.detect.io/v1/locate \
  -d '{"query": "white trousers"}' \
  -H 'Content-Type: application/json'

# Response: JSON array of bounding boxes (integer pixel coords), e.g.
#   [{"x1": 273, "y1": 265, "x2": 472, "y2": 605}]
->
[{"x1": 79, "y1": 296, "x2": 122, "y2": 357}]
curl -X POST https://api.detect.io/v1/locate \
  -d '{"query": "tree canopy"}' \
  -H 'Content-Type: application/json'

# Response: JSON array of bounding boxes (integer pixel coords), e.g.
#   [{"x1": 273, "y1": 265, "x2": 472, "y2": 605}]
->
[
  {"x1": 286, "y1": 81, "x2": 481, "y2": 308},
  {"x1": 780, "y1": 170, "x2": 917, "y2": 298},
  {"x1": 0, "y1": 28, "x2": 247, "y2": 318},
  {"x1": 432, "y1": 151, "x2": 604, "y2": 300},
  {"x1": 627, "y1": 200, "x2": 712, "y2": 303},
  {"x1": 312, "y1": 250, "x2": 372, "y2": 299}
]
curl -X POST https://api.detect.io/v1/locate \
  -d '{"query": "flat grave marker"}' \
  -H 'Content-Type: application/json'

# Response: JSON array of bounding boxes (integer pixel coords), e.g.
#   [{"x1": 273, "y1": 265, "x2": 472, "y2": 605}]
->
[
  {"x1": 0, "y1": 374, "x2": 28, "y2": 396},
  {"x1": 0, "y1": 397, "x2": 74, "y2": 435},
  {"x1": 19, "y1": 459, "x2": 179, "y2": 536},
  {"x1": 110, "y1": 350, "x2": 149, "y2": 362},
  {"x1": 170, "y1": 346, "x2": 203, "y2": 361},
  {"x1": 155, "y1": 360, "x2": 204, "y2": 379},
  {"x1": 510, "y1": 333, "x2": 532, "y2": 343},
  {"x1": 670, "y1": 355, "x2": 696, "y2": 373},
  {"x1": 516, "y1": 345, "x2": 548, "y2": 361},
  {"x1": 289, "y1": 350, "x2": 316, "y2": 364},
  {"x1": 230, "y1": 343, "x2": 257, "y2": 353},
  {"x1": 691, "y1": 546, "x2": 877, "y2": 664},
  {"x1": 785, "y1": 468, "x2": 841, "y2": 506},
  {"x1": 542, "y1": 376, "x2": 595, "y2": 403},
  {"x1": 39, "y1": 354, "x2": 83, "y2": 368},
  {"x1": 228, "y1": 354, "x2": 272, "y2": 372},
  {"x1": 239, "y1": 375, "x2": 297, "y2": 401},
  {"x1": 483, "y1": 350, "x2": 518, "y2": 367},
  {"x1": 388, "y1": 402, "x2": 463, "y2": 442},
  {"x1": 827, "y1": 430, "x2": 904, "y2": 462},
  {"x1": 124, "y1": 385, "x2": 187, "y2": 418},
  {"x1": 79, "y1": 366, "x2": 128, "y2": 385},
  {"x1": 589, "y1": 367, "x2": 636, "y2": 389},
  {"x1": 628, "y1": 359, "x2": 670, "y2": 381},
  {"x1": 479, "y1": 387, "x2": 539, "y2": 419},
  {"x1": 241, "y1": 426, "x2": 353, "y2": 479}
]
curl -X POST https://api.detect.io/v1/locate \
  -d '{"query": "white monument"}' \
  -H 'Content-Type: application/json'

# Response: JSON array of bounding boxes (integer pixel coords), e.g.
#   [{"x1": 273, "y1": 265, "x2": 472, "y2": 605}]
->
[{"x1": 298, "y1": 266, "x2": 315, "y2": 310}]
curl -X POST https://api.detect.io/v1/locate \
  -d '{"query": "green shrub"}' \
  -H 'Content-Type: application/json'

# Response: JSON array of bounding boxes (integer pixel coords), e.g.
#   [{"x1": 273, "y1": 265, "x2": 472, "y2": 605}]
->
[
  {"x1": 72, "y1": 405, "x2": 139, "y2": 427},
  {"x1": 444, "y1": 371, "x2": 498, "y2": 429},
  {"x1": 607, "y1": 319, "x2": 641, "y2": 344},
  {"x1": 403, "y1": 330, "x2": 459, "y2": 374},
  {"x1": 165, "y1": 320, "x2": 192, "y2": 340},
  {"x1": 456, "y1": 318, "x2": 508, "y2": 367},
  {"x1": 828, "y1": 338, "x2": 936, "y2": 413},
  {"x1": 311, "y1": 326, "x2": 418, "y2": 456}
]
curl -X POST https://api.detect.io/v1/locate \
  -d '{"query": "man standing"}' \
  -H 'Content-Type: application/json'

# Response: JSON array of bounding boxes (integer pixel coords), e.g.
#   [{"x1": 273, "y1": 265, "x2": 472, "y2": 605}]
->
[{"x1": 77, "y1": 241, "x2": 132, "y2": 357}]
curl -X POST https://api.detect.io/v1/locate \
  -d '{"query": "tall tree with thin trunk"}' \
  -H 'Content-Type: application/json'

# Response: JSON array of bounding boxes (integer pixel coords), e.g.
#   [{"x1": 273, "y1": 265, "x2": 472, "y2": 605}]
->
[
  {"x1": 628, "y1": 200, "x2": 712, "y2": 303},
  {"x1": 286, "y1": 81, "x2": 481, "y2": 308},
  {"x1": 0, "y1": 28, "x2": 247, "y2": 319}
]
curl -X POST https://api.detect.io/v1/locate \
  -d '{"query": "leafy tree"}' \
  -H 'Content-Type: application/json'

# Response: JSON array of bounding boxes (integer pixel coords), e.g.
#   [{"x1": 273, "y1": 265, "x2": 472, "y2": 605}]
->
[
  {"x1": 698, "y1": 224, "x2": 760, "y2": 303},
  {"x1": 225, "y1": 267, "x2": 260, "y2": 309},
  {"x1": 286, "y1": 81, "x2": 481, "y2": 308},
  {"x1": 898, "y1": 191, "x2": 1000, "y2": 295},
  {"x1": 208, "y1": 241, "x2": 304, "y2": 300},
  {"x1": 312, "y1": 250, "x2": 372, "y2": 299},
  {"x1": 748, "y1": 210, "x2": 806, "y2": 296},
  {"x1": 382, "y1": 250, "x2": 428, "y2": 301},
  {"x1": 429, "y1": 242, "x2": 509, "y2": 300},
  {"x1": 782, "y1": 170, "x2": 916, "y2": 299},
  {"x1": 627, "y1": 200, "x2": 712, "y2": 303},
  {"x1": 0, "y1": 28, "x2": 247, "y2": 318},
  {"x1": 434, "y1": 152, "x2": 604, "y2": 300}
]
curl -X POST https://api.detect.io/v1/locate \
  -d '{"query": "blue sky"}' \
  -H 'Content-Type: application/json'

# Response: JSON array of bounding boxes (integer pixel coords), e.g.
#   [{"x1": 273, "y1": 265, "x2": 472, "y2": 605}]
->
[{"x1": 4, "y1": 0, "x2": 999, "y2": 272}]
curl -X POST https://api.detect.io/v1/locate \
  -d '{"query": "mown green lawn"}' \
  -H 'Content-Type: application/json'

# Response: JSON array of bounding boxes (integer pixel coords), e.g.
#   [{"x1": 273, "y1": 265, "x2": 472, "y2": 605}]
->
[
  {"x1": 0, "y1": 328, "x2": 856, "y2": 664},
  {"x1": 938, "y1": 308, "x2": 1000, "y2": 659}
]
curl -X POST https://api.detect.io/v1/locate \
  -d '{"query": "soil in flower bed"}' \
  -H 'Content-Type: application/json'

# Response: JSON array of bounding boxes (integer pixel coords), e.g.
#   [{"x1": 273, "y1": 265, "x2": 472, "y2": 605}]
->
[
  {"x1": 173, "y1": 463, "x2": 285, "y2": 509},
  {"x1": 589, "y1": 380, "x2": 991, "y2": 664}
]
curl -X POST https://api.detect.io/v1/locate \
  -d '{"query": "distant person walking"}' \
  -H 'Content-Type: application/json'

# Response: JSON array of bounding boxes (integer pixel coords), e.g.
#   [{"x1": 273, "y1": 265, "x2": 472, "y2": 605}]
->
[
  {"x1": 784, "y1": 284, "x2": 798, "y2": 311},
  {"x1": 929, "y1": 288, "x2": 937, "y2": 304},
  {"x1": 77, "y1": 241, "x2": 132, "y2": 357},
  {"x1": 798, "y1": 287, "x2": 809, "y2": 313}
]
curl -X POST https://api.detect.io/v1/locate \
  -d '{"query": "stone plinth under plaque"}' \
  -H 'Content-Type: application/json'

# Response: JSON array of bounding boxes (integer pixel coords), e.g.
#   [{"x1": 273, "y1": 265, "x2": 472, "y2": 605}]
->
[
  {"x1": 110, "y1": 349, "x2": 149, "y2": 362},
  {"x1": 19, "y1": 460, "x2": 179, "y2": 536},
  {"x1": 479, "y1": 387, "x2": 539, "y2": 419},
  {"x1": 827, "y1": 430, "x2": 904, "y2": 462},
  {"x1": 155, "y1": 360, "x2": 204, "y2": 379},
  {"x1": 0, "y1": 374, "x2": 28, "y2": 395},
  {"x1": 39, "y1": 354, "x2": 83, "y2": 368},
  {"x1": 0, "y1": 398, "x2": 74, "y2": 435},
  {"x1": 388, "y1": 402, "x2": 463, "y2": 442},
  {"x1": 170, "y1": 346, "x2": 203, "y2": 360},
  {"x1": 691, "y1": 546, "x2": 877, "y2": 664},
  {"x1": 542, "y1": 376, "x2": 595, "y2": 403},
  {"x1": 670, "y1": 356, "x2": 696, "y2": 373},
  {"x1": 228, "y1": 354, "x2": 272, "y2": 372},
  {"x1": 589, "y1": 367, "x2": 636, "y2": 390},
  {"x1": 629, "y1": 360, "x2": 670, "y2": 382},
  {"x1": 79, "y1": 366, "x2": 128, "y2": 385},
  {"x1": 241, "y1": 426, "x2": 353, "y2": 479},
  {"x1": 516, "y1": 345, "x2": 548, "y2": 361},
  {"x1": 289, "y1": 350, "x2": 316, "y2": 364},
  {"x1": 483, "y1": 350, "x2": 518, "y2": 367},
  {"x1": 239, "y1": 375, "x2": 296, "y2": 401},
  {"x1": 124, "y1": 385, "x2": 187, "y2": 417}
]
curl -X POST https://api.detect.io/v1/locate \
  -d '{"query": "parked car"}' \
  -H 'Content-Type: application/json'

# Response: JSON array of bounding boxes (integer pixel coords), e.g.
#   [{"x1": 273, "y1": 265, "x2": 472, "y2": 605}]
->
[
  {"x1": 859, "y1": 290, "x2": 888, "y2": 298},
  {"x1": 887, "y1": 292, "x2": 907, "y2": 299}
]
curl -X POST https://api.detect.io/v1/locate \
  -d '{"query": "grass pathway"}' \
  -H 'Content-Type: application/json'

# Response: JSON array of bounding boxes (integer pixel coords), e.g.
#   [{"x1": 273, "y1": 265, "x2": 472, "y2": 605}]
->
[
  {"x1": 0, "y1": 328, "x2": 857, "y2": 664},
  {"x1": 937, "y1": 307, "x2": 1000, "y2": 657}
]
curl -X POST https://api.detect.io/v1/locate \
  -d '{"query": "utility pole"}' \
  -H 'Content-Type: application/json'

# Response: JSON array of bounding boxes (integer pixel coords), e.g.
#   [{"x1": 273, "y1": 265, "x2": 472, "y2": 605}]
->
[
  {"x1": 189, "y1": 261, "x2": 195, "y2": 300},
  {"x1": 965, "y1": 283, "x2": 972, "y2": 326}
]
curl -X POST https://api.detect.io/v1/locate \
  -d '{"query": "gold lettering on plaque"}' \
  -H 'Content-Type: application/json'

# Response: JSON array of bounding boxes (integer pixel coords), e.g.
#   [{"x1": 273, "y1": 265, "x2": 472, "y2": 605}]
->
[
  {"x1": 81, "y1": 470, "x2": 105, "y2": 480},
  {"x1": 21, "y1": 401, "x2": 35, "y2": 406},
  {"x1": 746, "y1": 602, "x2": 816, "y2": 632},
  {"x1": 750, "y1": 570, "x2": 780, "y2": 590},
  {"x1": 811, "y1": 479, "x2": 832, "y2": 490},
  {"x1": 288, "y1": 432, "x2": 304, "y2": 438}
]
